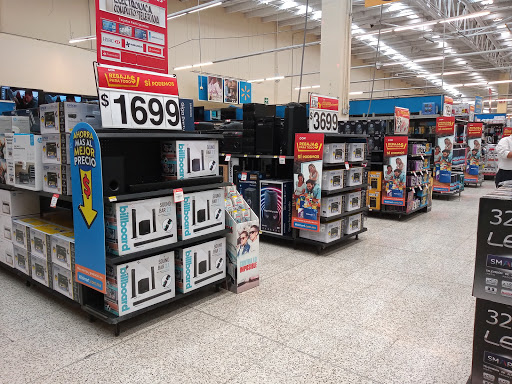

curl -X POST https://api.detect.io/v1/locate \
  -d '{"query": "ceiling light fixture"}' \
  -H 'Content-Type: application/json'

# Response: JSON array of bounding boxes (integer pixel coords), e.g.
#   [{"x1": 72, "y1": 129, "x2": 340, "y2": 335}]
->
[
  {"x1": 187, "y1": 1, "x2": 223, "y2": 14},
  {"x1": 69, "y1": 35, "x2": 96, "y2": 44},
  {"x1": 192, "y1": 62, "x2": 213, "y2": 68},
  {"x1": 174, "y1": 65, "x2": 193, "y2": 71},
  {"x1": 440, "y1": 11, "x2": 491, "y2": 23},
  {"x1": 349, "y1": 91, "x2": 364, "y2": 95},
  {"x1": 266, "y1": 76, "x2": 285, "y2": 81},
  {"x1": 248, "y1": 79, "x2": 265, "y2": 83},
  {"x1": 394, "y1": 21, "x2": 438, "y2": 32}
]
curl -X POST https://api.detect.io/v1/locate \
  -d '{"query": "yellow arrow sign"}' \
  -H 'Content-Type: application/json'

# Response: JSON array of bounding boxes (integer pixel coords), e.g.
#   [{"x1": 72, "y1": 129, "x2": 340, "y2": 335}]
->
[
  {"x1": 365, "y1": 0, "x2": 400, "y2": 7},
  {"x1": 78, "y1": 169, "x2": 97, "y2": 228}
]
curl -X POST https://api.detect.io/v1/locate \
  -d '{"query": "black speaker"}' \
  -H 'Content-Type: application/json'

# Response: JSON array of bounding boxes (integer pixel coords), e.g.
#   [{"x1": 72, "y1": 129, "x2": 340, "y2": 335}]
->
[
  {"x1": 221, "y1": 107, "x2": 237, "y2": 120},
  {"x1": 242, "y1": 187, "x2": 259, "y2": 215},
  {"x1": 255, "y1": 118, "x2": 278, "y2": 155},
  {"x1": 102, "y1": 156, "x2": 126, "y2": 194},
  {"x1": 243, "y1": 103, "x2": 276, "y2": 121},
  {"x1": 281, "y1": 103, "x2": 307, "y2": 156}
]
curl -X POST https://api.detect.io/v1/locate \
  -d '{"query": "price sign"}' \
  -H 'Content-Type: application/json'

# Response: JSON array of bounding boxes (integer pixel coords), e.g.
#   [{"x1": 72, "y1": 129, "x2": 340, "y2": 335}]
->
[
  {"x1": 50, "y1": 194, "x2": 59, "y2": 208},
  {"x1": 241, "y1": 172, "x2": 247, "y2": 181},
  {"x1": 279, "y1": 156, "x2": 286, "y2": 164},
  {"x1": 173, "y1": 188, "x2": 184, "y2": 203},
  {"x1": 96, "y1": 64, "x2": 181, "y2": 130},
  {"x1": 308, "y1": 93, "x2": 339, "y2": 133},
  {"x1": 225, "y1": 154, "x2": 231, "y2": 162}
]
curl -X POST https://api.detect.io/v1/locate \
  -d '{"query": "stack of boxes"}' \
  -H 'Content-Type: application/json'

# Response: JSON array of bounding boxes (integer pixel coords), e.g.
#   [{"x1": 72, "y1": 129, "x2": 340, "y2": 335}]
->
[{"x1": 367, "y1": 171, "x2": 382, "y2": 211}]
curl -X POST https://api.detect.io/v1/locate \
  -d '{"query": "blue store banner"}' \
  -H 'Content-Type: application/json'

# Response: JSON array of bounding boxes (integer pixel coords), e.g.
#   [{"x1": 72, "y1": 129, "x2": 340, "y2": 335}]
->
[
  {"x1": 475, "y1": 96, "x2": 483, "y2": 114},
  {"x1": 70, "y1": 123, "x2": 106, "y2": 294},
  {"x1": 239, "y1": 81, "x2": 252, "y2": 104},
  {"x1": 198, "y1": 75, "x2": 208, "y2": 101}
]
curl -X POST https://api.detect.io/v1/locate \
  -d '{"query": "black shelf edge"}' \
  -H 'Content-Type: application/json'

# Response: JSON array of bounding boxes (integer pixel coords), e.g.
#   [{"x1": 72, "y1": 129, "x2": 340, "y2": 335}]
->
[
  {"x1": 297, "y1": 228, "x2": 368, "y2": 249},
  {"x1": 96, "y1": 130, "x2": 223, "y2": 140},
  {"x1": 105, "y1": 178, "x2": 230, "y2": 202},
  {"x1": 322, "y1": 162, "x2": 369, "y2": 170},
  {"x1": 219, "y1": 153, "x2": 294, "y2": 160},
  {"x1": 106, "y1": 228, "x2": 230, "y2": 265},
  {"x1": 433, "y1": 189, "x2": 461, "y2": 196},
  {"x1": 320, "y1": 207, "x2": 369, "y2": 223},
  {"x1": 327, "y1": 133, "x2": 369, "y2": 138},
  {"x1": 376, "y1": 204, "x2": 429, "y2": 216},
  {"x1": 260, "y1": 231, "x2": 294, "y2": 241},
  {"x1": 371, "y1": 150, "x2": 384, "y2": 153},
  {"x1": 0, "y1": 184, "x2": 73, "y2": 202},
  {"x1": 408, "y1": 138, "x2": 427, "y2": 142},
  {"x1": 82, "y1": 277, "x2": 226, "y2": 325},
  {"x1": 321, "y1": 184, "x2": 368, "y2": 196}
]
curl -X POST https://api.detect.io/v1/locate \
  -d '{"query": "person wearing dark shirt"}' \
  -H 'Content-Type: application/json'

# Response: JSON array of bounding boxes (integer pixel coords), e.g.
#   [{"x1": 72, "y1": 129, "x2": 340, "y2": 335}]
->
[{"x1": 15, "y1": 90, "x2": 37, "y2": 110}]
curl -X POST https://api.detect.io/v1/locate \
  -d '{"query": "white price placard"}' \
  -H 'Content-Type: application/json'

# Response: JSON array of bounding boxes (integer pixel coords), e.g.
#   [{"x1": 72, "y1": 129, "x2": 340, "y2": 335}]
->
[{"x1": 308, "y1": 93, "x2": 340, "y2": 133}]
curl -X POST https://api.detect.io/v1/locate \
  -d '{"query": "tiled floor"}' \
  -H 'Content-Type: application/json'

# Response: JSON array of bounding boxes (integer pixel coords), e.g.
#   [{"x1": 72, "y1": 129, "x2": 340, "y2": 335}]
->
[{"x1": 0, "y1": 183, "x2": 488, "y2": 383}]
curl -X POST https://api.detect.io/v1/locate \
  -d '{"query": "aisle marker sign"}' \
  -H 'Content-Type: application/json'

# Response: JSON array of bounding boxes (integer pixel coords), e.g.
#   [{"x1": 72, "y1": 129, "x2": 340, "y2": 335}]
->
[
  {"x1": 70, "y1": 123, "x2": 106, "y2": 294},
  {"x1": 96, "y1": 64, "x2": 182, "y2": 130},
  {"x1": 95, "y1": 0, "x2": 168, "y2": 73},
  {"x1": 308, "y1": 93, "x2": 339, "y2": 133}
]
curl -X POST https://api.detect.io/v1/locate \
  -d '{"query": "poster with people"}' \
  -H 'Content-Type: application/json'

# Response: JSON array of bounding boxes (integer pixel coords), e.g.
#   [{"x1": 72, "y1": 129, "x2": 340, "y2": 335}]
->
[
  {"x1": 223, "y1": 79, "x2": 239, "y2": 104},
  {"x1": 292, "y1": 133, "x2": 324, "y2": 232},
  {"x1": 434, "y1": 117, "x2": 455, "y2": 192},
  {"x1": 207, "y1": 76, "x2": 223, "y2": 102},
  {"x1": 382, "y1": 136, "x2": 408, "y2": 206},
  {"x1": 465, "y1": 123, "x2": 483, "y2": 182},
  {"x1": 394, "y1": 107, "x2": 410, "y2": 135}
]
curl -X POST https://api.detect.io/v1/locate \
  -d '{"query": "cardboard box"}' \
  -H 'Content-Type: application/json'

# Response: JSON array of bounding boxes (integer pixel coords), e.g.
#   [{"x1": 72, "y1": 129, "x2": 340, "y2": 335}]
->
[
  {"x1": 321, "y1": 195, "x2": 343, "y2": 218},
  {"x1": 323, "y1": 143, "x2": 346, "y2": 164},
  {"x1": 0, "y1": 116, "x2": 30, "y2": 133},
  {"x1": 6, "y1": 159, "x2": 14, "y2": 185},
  {"x1": 40, "y1": 102, "x2": 101, "y2": 134},
  {"x1": 322, "y1": 169, "x2": 344, "y2": 191},
  {"x1": 104, "y1": 252, "x2": 175, "y2": 316},
  {"x1": 345, "y1": 167, "x2": 364, "y2": 187},
  {"x1": 105, "y1": 196, "x2": 177, "y2": 256},
  {"x1": 345, "y1": 191, "x2": 363, "y2": 212},
  {"x1": 0, "y1": 215, "x2": 12, "y2": 242},
  {"x1": 471, "y1": 299, "x2": 512, "y2": 384},
  {"x1": 236, "y1": 171, "x2": 264, "y2": 215},
  {"x1": 344, "y1": 213, "x2": 363, "y2": 235},
  {"x1": 12, "y1": 217, "x2": 48, "y2": 251},
  {"x1": 161, "y1": 140, "x2": 219, "y2": 180},
  {"x1": 30, "y1": 253, "x2": 52, "y2": 287},
  {"x1": 0, "y1": 189, "x2": 40, "y2": 217},
  {"x1": 176, "y1": 237, "x2": 226, "y2": 294},
  {"x1": 367, "y1": 190, "x2": 381, "y2": 211},
  {"x1": 2, "y1": 240, "x2": 14, "y2": 267},
  {"x1": 42, "y1": 134, "x2": 70, "y2": 164},
  {"x1": 42, "y1": 164, "x2": 71, "y2": 195},
  {"x1": 300, "y1": 220, "x2": 342, "y2": 243},
  {"x1": 369, "y1": 171, "x2": 382, "y2": 191},
  {"x1": 177, "y1": 189, "x2": 225, "y2": 241},
  {"x1": 13, "y1": 245, "x2": 30, "y2": 275},
  {"x1": 347, "y1": 143, "x2": 366, "y2": 162},
  {"x1": 13, "y1": 133, "x2": 43, "y2": 191},
  {"x1": 30, "y1": 224, "x2": 67, "y2": 260},
  {"x1": 51, "y1": 231, "x2": 74, "y2": 270},
  {"x1": 260, "y1": 180, "x2": 293, "y2": 236},
  {"x1": 52, "y1": 263, "x2": 80, "y2": 301}
]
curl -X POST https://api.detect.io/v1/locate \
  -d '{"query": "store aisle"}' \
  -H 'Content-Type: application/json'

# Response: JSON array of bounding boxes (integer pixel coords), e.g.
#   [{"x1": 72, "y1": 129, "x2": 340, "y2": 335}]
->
[{"x1": 0, "y1": 184, "x2": 489, "y2": 384}]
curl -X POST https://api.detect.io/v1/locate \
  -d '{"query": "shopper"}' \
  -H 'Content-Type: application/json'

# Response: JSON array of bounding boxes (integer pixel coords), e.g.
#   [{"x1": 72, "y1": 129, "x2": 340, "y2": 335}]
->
[{"x1": 495, "y1": 133, "x2": 512, "y2": 187}]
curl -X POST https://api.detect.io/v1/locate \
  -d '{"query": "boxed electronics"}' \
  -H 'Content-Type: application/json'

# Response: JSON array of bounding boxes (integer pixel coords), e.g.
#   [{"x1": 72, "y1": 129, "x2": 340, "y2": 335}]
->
[
  {"x1": 323, "y1": 143, "x2": 346, "y2": 164},
  {"x1": 105, "y1": 251, "x2": 175, "y2": 316},
  {"x1": 0, "y1": 215, "x2": 12, "y2": 242},
  {"x1": 42, "y1": 164, "x2": 71, "y2": 195},
  {"x1": 51, "y1": 231, "x2": 74, "y2": 270},
  {"x1": 0, "y1": 189, "x2": 40, "y2": 217},
  {"x1": 6, "y1": 160, "x2": 14, "y2": 185},
  {"x1": 39, "y1": 102, "x2": 101, "y2": 134},
  {"x1": 31, "y1": 253, "x2": 52, "y2": 287},
  {"x1": 236, "y1": 171, "x2": 264, "y2": 215},
  {"x1": 0, "y1": 116, "x2": 30, "y2": 133},
  {"x1": 321, "y1": 195, "x2": 343, "y2": 218},
  {"x1": 1, "y1": 240, "x2": 13, "y2": 267},
  {"x1": 30, "y1": 224, "x2": 67, "y2": 260},
  {"x1": 13, "y1": 245, "x2": 30, "y2": 275},
  {"x1": 42, "y1": 134, "x2": 70, "y2": 164},
  {"x1": 367, "y1": 190, "x2": 381, "y2": 210},
  {"x1": 345, "y1": 191, "x2": 363, "y2": 212},
  {"x1": 260, "y1": 180, "x2": 293, "y2": 236},
  {"x1": 13, "y1": 133, "x2": 43, "y2": 191},
  {"x1": 300, "y1": 220, "x2": 342, "y2": 243},
  {"x1": 347, "y1": 143, "x2": 366, "y2": 162},
  {"x1": 344, "y1": 213, "x2": 363, "y2": 235},
  {"x1": 161, "y1": 140, "x2": 219, "y2": 180},
  {"x1": 176, "y1": 237, "x2": 226, "y2": 294},
  {"x1": 52, "y1": 262, "x2": 80, "y2": 301},
  {"x1": 322, "y1": 169, "x2": 344, "y2": 191},
  {"x1": 105, "y1": 196, "x2": 177, "y2": 256},
  {"x1": 12, "y1": 217, "x2": 48, "y2": 250},
  {"x1": 346, "y1": 167, "x2": 364, "y2": 187},
  {"x1": 177, "y1": 189, "x2": 225, "y2": 241},
  {"x1": 369, "y1": 171, "x2": 382, "y2": 191}
]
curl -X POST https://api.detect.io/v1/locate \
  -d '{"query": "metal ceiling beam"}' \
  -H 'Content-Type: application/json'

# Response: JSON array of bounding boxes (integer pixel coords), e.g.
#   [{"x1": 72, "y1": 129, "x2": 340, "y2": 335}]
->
[{"x1": 224, "y1": 1, "x2": 261, "y2": 14}]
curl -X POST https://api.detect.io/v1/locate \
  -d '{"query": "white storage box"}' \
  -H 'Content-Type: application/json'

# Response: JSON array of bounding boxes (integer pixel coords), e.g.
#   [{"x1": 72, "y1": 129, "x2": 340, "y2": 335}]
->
[
  {"x1": 52, "y1": 263, "x2": 80, "y2": 301},
  {"x1": 42, "y1": 164, "x2": 71, "y2": 195},
  {"x1": 31, "y1": 253, "x2": 52, "y2": 287},
  {"x1": 0, "y1": 189, "x2": 40, "y2": 217},
  {"x1": 12, "y1": 217, "x2": 48, "y2": 251},
  {"x1": 161, "y1": 140, "x2": 219, "y2": 180},
  {"x1": 323, "y1": 143, "x2": 346, "y2": 164},
  {"x1": 344, "y1": 213, "x2": 363, "y2": 235},
  {"x1": 300, "y1": 220, "x2": 343, "y2": 243},
  {"x1": 51, "y1": 231, "x2": 74, "y2": 270},
  {"x1": 347, "y1": 143, "x2": 366, "y2": 162},
  {"x1": 322, "y1": 169, "x2": 344, "y2": 191},
  {"x1": 13, "y1": 134, "x2": 43, "y2": 191},
  {"x1": 344, "y1": 191, "x2": 362, "y2": 212},
  {"x1": 13, "y1": 244, "x2": 30, "y2": 275},
  {"x1": 30, "y1": 224, "x2": 66, "y2": 260},
  {"x1": 321, "y1": 195, "x2": 343, "y2": 218}
]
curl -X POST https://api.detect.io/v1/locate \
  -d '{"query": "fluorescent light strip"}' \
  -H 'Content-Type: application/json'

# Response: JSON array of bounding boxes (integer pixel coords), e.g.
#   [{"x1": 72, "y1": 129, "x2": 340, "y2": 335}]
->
[
  {"x1": 418, "y1": 71, "x2": 466, "y2": 78},
  {"x1": 266, "y1": 76, "x2": 285, "y2": 81},
  {"x1": 69, "y1": 35, "x2": 96, "y2": 44},
  {"x1": 248, "y1": 79, "x2": 264, "y2": 83},
  {"x1": 187, "y1": 2, "x2": 222, "y2": 14},
  {"x1": 440, "y1": 10, "x2": 491, "y2": 23},
  {"x1": 394, "y1": 21, "x2": 438, "y2": 32},
  {"x1": 349, "y1": 91, "x2": 364, "y2": 95},
  {"x1": 192, "y1": 62, "x2": 213, "y2": 68},
  {"x1": 174, "y1": 65, "x2": 193, "y2": 71}
]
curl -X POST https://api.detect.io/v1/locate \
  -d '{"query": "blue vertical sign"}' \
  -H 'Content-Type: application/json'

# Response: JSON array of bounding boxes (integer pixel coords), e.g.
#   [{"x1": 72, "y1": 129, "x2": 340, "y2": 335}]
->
[
  {"x1": 70, "y1": 123, "x2": 106, "y2": 294},
  {"x1": 475, "y1": 96, "x2": 483, "y2": 114},
  {"x1": 198, "y1": 75, "x2": 208, "y2": 101},
  {"x1": 239, "y1": 81, "x2": 252, "y2": 104}
]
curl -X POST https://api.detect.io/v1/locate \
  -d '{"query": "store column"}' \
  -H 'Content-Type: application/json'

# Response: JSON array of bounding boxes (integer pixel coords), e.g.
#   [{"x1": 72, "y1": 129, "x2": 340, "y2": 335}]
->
[
  {"x1": 497, "y1": 73, "x2": 510, "y2": 114},
  {"x1": 320, "y1": 0, "x2": 352, "y2": 119}
]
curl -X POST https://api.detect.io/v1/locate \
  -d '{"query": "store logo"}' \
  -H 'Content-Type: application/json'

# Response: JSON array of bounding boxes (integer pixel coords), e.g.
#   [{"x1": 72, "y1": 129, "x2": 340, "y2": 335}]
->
[
  {"x1": 185, "y1": 249, "x2": 192, "y2": 289},
  {"x1": 119, "y1": 205, "x2": 130, "y2": 251},
  {"x1": 182, "y1": 196, "x2": 191, "y2": 237},
  {"x1": 487, "y1": 255, "x2": 512, "y2": 271},
  {"x1": 126, "y1": 41, "x2": 143, "y2": 49},
  {"x1": 103, "y1": 36, "x2": 121, "y2": 45},
  {"x1": 120, "y1": 266, "x2": 130, "y2": 312}
]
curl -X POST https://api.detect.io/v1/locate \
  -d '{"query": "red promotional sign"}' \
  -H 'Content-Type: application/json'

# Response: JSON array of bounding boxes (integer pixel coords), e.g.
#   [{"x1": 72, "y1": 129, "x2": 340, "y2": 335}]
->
[
  {"x1": 310, "y1": 95, "x2": 339, "y2": 111},
  {"x1": 96, "y1": 0, "x2": 168, "y2": 73},
  {"x1": 394, "y1": 107, "x2": 410, "y2": 135},
  {"x1": 292, "y1": 133, "x2": 324, "y2": 232},
  {"x1": 467, "y1": 123, "x2": 483, "y2": 139},
  {"x1": 382, "y1": 136, "x2": 408, "y2": 207},
  {"x1": 308, "y1": 93, "x2": 339, "y2": 132},
  {"x1": 384, "y1": 135, "x2": 408, "y2": 157},
  {"x1": 504, "y1": 127, "x2": 512, "y2": 138},
  {"x1": 436, "y1": 117, "x2": 455, "y2": 136}
]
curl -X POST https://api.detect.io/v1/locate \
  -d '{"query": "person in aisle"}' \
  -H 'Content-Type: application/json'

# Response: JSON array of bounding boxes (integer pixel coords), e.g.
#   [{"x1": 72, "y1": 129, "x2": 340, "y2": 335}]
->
[
  {"x1": 433, "y1": 146, "x2": 442, "y2": 164},
  {"x1": 305, "y1": 179, "x2": 321, "y2": 199},
  {"x1": 308, "y1": 164, "x2": 319, "y2": 182},
  {"x1": 395, "y1": 157, "x2": 405, "y2": 171},
  {"x1": 14, "y1": 90, "x2": 37, "y2": 109},
  {"x1": 384, "y1": 165, "x2": 393, "y2": 181},
  {"x1": 495, "y1": 133, "x2": 512, "y2": 187},
  {"x1": 237, "y1": 231, "x2": 251, "y2": 256},
  {"x1": 295, "y1": 173, "x2": 306, "y2": 195}
]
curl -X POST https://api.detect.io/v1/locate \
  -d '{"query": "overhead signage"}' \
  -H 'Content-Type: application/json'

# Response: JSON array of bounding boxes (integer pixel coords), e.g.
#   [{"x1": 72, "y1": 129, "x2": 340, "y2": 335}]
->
[
  {"x1": 198, "y1": 76, "x2": 251, "y2": 104},
  {"x1": 443, "y1": 96, "x2": 454, "y2": 117},
  {"x1": 96, "y1": 0, "x2": 168, "y2": 73},
  {"x1": 308, "y1": 93, "x2": 339, "y2": 133},
  {"x1": 292, "y1": 133, "x2": 324, "y2": 232},
  {"x1": 394, "y1": 107, "x2": 410, "y2": 135},
  {"x1": 382, "y1": 136, "x2": 407, "y2": 206},
  {"x1": 475, "y1": 96, "x2": 483, "y2": 114},
  {"x1": 70, "y1": 123, "x2": 106, "y2": 294},
  {"x1": 465, "y1": 123, "x2": 483, "y2": 183},
  {"x1": 503, "y1": 127, "x2": 512, "y2": 138},
  {"x1": 435, "y1": 116, "x2": 455, "y2": 136},
  {"x1": 96, "y1": 64, "x2": 181, "y2": 130},
  {"x1": 434, "y1": 117, "x2": 455, "y2": 192},
  {"x1": 365, "y1": 0, "x2": 401, "y2": 7}
]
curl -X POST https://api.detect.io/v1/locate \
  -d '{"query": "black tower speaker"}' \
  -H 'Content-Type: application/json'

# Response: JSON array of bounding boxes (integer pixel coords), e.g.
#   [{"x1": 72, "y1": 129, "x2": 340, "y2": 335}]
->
[
  {"x1": 281, "y1": 103, "x2": 308, "y2": 156},
  {"x1": 255, "y1": 118, "x2": 279, "y2": 155}
]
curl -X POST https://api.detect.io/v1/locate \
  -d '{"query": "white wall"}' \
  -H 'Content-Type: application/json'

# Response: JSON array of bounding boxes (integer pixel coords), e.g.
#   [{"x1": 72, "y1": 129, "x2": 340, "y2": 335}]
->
[{"x1": 0, "y1": 0, "x2": 423, "y2": 103}]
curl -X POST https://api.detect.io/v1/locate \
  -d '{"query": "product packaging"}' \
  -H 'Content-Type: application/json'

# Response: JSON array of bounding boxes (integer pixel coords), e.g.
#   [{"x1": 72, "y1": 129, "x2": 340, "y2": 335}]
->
[
  {"x1": 260, "y1": 180, "x2": 293, "y2": 236},
  {"x1": 367, "y1": 190, "x2": 381, "y2": 211},
  {"x1": 177, "y1": 189, "x2": 225, "y2": 240},
  {"x1": 300, "y1": 220, "x2": 342, "y2": 243},
  {"x1": 161, "y1": 140, "x2": 219, "y2": 180},
  {"x1": 42, "y1": 164, "x2": 71, "y2": 195},
  {"x1": 13, "y1": 133, "x2": 43, "y2": 191},
  {"x1": 0, "y1": 240, "x2": 14, "y2": 267},
  {"x1": 29, "y1": 224, "x2": 67, "y2": 260},
  {"x1": 321, "y1": 195, "x2": 343, "y2": 218},
  {"x1": 0, "y1": 116, "x2": 30, "y2": 133},
  {"x1": 368, "y1": 171, "x2": 382, "y2": 191},
  {"x1": 323, "y1": 143, "x2": 346, "y2": 164},
  {"x1": 30, "y1": 253, "x2": 52, "y2": 287},
  {"x1": 344, "y1": 213, "x2": 363, "y2": 235},
  {"x1": 41, "y1": 134, "x2": 70, "y2": 164},
  {"x1": 176, "y1": 238, "x2": 226, "y2": 294},
  {"x1": 322, "y1": 169, "x2": 344, "y2": 191},
  {"x1": 12, "y1": 217, "x2": 48, "y2": 251},
  {"x1": 0, "y1": 189, "x2": 40, "y2": 217},
  {"x1": 51, "y1": 231, "x2": 74, "y2": 270},
  {"x1": 345, "y1": 167, "x2": 364, "y2": 187},
  {"x1": 105, "y1": 196, "x2": 177, "y2": 256},
  {"x1": 345, "y1": 191, "x2": 363, "y2": 212},
  {"x1": 13, "y1": 245, "x2": 30, "y2": 275},
  {"x1": 104, "y1": 252, "x2": 175, "y2": 316},
  {"x1": 236, "y1": 171, "x2": 264, "y2": 214},
  {"x1": 52, "y1": 262, "x2": 80, "y2": 301},
  {"x1": 0, "y1": 215, "x2": 12, "y2": 242},
  {"x1": 6, "y1": 160, "x2": 14, "y2": 185},
  {"x1": 347, "y1": 143, "x2": 366, "y2": 162},
  {"x1": 40, "y1": 102, "x2": 101, "y2": 134}
]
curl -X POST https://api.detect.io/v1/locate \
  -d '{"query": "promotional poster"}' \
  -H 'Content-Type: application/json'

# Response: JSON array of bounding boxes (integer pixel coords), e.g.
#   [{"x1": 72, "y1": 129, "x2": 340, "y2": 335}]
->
[
  {"x1": 95, "y1": 0, "x2": 168, "y2": 73},
  {"x1": 207, "y1": 76, "x2": 223, "y2": 103},
  {"x1": 382, "y1": 136, "x2": 408, "y2": 206},
  {"x1": 292, "y1": 133, "x2": 324, "y2": 231},
  {"x1": 475, "y1": 96, "x2": 484, "y2": 114},
  {"x1": 504, "y1": 127, "x2": 512, "y2": 138},
  {"x1": 223, "y1": 79, "x2": 239, "y2": 104},
  {"x1": 443, "y1": 96, "x2": 454, "y2": 117},
  {"x1": 465, "y1": 122, "x2": 483, "y2": 182},
  {"x1": 434, "y1": 117, "x2": 455, "y2": 192},
  {"x1": 394, "y1": 107, "x2": 410, "y2": 135}
]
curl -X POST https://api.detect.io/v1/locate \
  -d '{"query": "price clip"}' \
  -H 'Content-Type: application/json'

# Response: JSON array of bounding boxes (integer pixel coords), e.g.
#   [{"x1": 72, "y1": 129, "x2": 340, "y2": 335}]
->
[
  {"x1": 173, "y1": 188, "x2": 184, "y2": 203},
  {"x1": 413, "y1": 171, "x2": 417, "y2": 177},
  {"x1": 225, "y1": 154, "x2": 231, "y2": 162},
  {"x1": 256, "y1": 155, "x2": 260, "y2": 158},
  {"x1": 244, "y1": 154, "x2": 248, "y2": 158},
  {"x1": 279, "y1": 156, "x2": 286, "y2": 165},
  {"x1": 421, "y1": 155, "x2": 425, "y2": 160},
  {"x1": 241, "y1": 172, "x2": 247, "y2": 181},
  {"x1": 419, "y1": 185, "x2": 423, "y2": 191},
  {"x1": 50, "y1": 194, "x2": 59, "y2": 208},
  {"x1": 345, "y1": 162, "x2": 350, "y2": 170},
  {"x1": 108, "y1": 196, "x2": 117, "y2": 202},
  {"x1": 362, "y1": 162, "x2": 368, "y2": 168}
]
